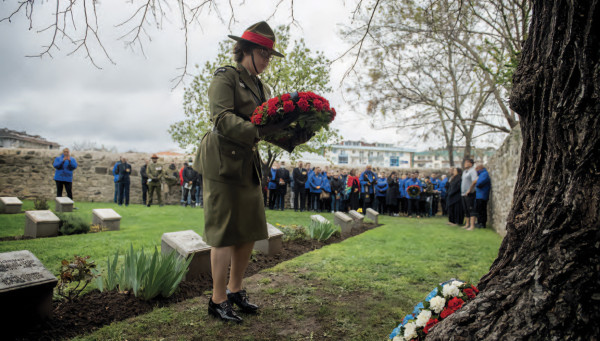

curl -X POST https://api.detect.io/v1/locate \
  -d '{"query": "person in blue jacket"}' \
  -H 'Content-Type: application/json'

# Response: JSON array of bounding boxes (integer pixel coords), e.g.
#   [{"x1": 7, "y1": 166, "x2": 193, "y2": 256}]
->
[
  {"x1": 430, "y1": 173, "x2": 441, "y2": 216},
  {"x1": 404, "y1": 172, "x2": 422, "y2": 217},
  {"x1": 475, "y1": 164, "x2": 491, "y2": 228},
  {"x1": 53, "y1": 148, "x2": 78, "y2": 200},
  {"x1": 305, "y1": 163, "x2": 314, "y2": 211},
  {"x1": 439, "y1": 174, "x2": 449, "y2": 216},
  {"x1": 360, "y1": 165, "x2": 377, "y2": 212},
  {"x1": 268, "y1": 162, "x2": 279, "y2": 210},
  {"x1": 308, "y1": 167, "x2": 324, "y2": 212},
  {"x1": 398, "y1": 173, "x2": 408, "y2": 215},
  {"x1": 112, "y1": 157, "x2": 122, "y2": 203},
  {"x1": 375, "y1": 173, "x2": 388, "y2": 214}
]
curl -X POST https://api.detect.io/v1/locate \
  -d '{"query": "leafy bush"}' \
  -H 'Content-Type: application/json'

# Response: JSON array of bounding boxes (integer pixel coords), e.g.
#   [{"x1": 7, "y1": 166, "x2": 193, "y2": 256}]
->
[
  {"x1": 56, "y1": 255, "x2": 100, "y2": 301},
  {"x1": 100, "y1": 244, "x2": 192, "y2": 300},
  {"x1": 33, "y1": 196, "x2": 49, "y2": 210},
  {"x1": 307, "y1": 220, "x2": 339, "y2": 241},
  {"x1": 278, "y1": 224, "x2": 307, "y2": 242},
  {"x1": 56, "y1": 213, "x2": 90, "y2": 235}
]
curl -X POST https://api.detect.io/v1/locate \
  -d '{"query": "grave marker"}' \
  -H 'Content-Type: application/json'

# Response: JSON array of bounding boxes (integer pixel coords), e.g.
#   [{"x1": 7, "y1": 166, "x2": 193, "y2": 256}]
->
[
  {"x1": 55, "y1": 197, "x2": 74, "y2": 213},
  {"x1": 254, "y1": 223, "x2": 284, "y2": 256},
  {"x1": 366, "y1": 208, "x2": 379, "y2": 225},
  {"x1": 92, "y1": 209, "x2": 121, "y2": 231},
  {"x1": 0, "y1": 197, "x2": 22, "y2": 214},
  {"x1": 0, "y1": 250, "x2": 58, "y2": 324},
  {"x1": 334, "y1": 212, "x2": 354, "y2": 236},
  {"x1": 348, "y1": 210, "x2": 364, "y2": 230},
  {"x1": 310, "y1": 214, "x2": 330, "y2": 224},
  {"x1": 161, "y1": 230, "x2": 211, "y2": 280},
  {"x1": 25, "y1": 210, "x2": 60, "y2": 238}
]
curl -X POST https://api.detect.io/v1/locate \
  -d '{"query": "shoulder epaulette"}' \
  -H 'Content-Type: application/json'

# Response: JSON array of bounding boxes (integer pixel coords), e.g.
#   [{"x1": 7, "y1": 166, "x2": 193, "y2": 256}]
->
[{"x1": 213, "y1": 65, "x2": 237, "y2": 76}]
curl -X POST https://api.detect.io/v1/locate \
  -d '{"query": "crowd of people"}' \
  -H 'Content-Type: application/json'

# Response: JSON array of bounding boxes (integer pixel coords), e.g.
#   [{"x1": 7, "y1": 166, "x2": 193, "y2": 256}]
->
[{"x1": 263, "y1": 159, "x2": 491, "y2": 229}]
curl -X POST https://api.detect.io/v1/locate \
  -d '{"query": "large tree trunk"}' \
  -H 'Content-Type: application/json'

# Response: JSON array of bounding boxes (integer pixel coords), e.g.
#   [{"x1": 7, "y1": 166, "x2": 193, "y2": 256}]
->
[{"x1": 428, "y1": 1, "x2": 599, "y2": 340}]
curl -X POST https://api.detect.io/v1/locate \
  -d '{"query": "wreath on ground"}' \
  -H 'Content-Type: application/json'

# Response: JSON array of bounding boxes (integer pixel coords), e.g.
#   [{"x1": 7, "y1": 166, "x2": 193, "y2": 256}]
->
[
  {"x1": 250, "y1": 91, "x2": 336, "y2": 152},
  {"x1": 407, "y1": 185, "x2": 421, "y2": 198}
]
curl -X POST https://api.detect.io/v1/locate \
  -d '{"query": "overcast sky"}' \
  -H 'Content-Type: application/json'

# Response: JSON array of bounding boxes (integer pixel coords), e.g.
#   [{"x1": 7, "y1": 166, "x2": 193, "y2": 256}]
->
[{"x1": 0, "y1": 0, "x2": 465, "y2": 154}]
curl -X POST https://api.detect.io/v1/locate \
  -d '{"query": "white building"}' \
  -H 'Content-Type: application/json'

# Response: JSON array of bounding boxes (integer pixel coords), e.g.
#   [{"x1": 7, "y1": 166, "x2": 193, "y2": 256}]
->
[
  {"x1": 325, "y1": 140, "x2": 414, "y2": 168},
  {"x1": 0, "y1": 128, "x2": 60, "y2": 150}
]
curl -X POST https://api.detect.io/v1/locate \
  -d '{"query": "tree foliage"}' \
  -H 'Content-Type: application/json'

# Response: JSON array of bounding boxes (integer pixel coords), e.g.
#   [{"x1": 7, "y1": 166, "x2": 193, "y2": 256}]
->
[{"x1": 168, "y1": 26, "x2": 340, "y2": 169}]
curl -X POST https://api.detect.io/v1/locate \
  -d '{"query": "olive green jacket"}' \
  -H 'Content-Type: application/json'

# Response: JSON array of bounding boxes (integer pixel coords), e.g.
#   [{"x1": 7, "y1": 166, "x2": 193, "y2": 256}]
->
[
  {"x1": 198, "y1": 64, "x2": 270, "y2": 186},
  {"x1": 147, "y1": 162, "x2": 164, "y2": 183}
]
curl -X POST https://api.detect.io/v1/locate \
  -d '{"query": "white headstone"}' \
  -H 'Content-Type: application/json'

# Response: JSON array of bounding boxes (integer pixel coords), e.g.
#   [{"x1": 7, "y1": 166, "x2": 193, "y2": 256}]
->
[
  {"x1": 254, "y1": 223, "x2": 284, "y2": 256},
  {"x1": 334, "y1": 212, "x2": 354, "y2": 236},
  {"x1": 161, "y1": 230, "x2": 211, "y2": 280},
  {"x1": 92, "y1": 209, "x2": 121, "y2": 231},
  {"x1": 348, "y1": 210, "x2": 365, "y2": 230},
  {"x1": 24, "y1": 210, "x2": 60, "y2": 238},
  {"x1": 55, "y1": 197, "x2": 74, "y2": 213},
  {"x1": 366, "y1": 208, "x2": 379, "y2": 225},
  {"x1": 310, "y1": 214, "x2": 330, "y2": 224},
  {"x1": 0, "y1": 197, "x2": 22, "y2": 214},
  {"x1": 0, "y1": 250, "x2": 58, "y2": 322}
]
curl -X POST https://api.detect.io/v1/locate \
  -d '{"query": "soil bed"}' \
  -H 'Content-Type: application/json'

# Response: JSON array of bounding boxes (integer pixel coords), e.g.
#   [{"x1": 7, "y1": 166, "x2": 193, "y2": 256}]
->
[{"x1": 9, "y1": 222, "x2": 378, "y2": 340}]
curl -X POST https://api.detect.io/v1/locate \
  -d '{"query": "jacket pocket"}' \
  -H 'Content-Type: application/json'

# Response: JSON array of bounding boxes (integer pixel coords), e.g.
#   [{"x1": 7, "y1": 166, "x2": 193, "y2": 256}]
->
[{"x1": 216, "y1": 134, "x2": 249, "y2": 180}]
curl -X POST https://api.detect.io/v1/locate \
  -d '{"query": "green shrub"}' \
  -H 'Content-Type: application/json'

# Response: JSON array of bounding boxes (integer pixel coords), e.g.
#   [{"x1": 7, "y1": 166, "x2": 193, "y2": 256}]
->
[
  {"x1": 33, "y1": 196, "x2": 49, "y2": 210},
  {"x1": 278, "y1": 224, "x2": 308, "y2": 242},
  {"x1": 306, "y1": 220, "x2": 339, "y2": 241},
  {"x1": 100, "y1": 244, "x2": 192, "y2": 300},
  {"x1": 57, "y1": 213, "x2": 90, "y2": 235},
  {"x1": 56, "y1": 255, "x2": 100, "y2": 302}
]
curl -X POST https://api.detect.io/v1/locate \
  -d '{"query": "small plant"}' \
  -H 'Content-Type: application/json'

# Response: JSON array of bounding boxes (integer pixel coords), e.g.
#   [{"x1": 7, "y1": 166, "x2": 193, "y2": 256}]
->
[
  {"x1": 307, "y1": 220, "x2": 339, "y2": 241},
  {"x1": 100, "y1": 244, "x2": 192, "y2": 300},
  {"x1": 278, "y1": 224, "x2": 308, "y2": 242},
  {"x1": 57, "y1": 213, "x2": 90, "y2": 235},
  {"x1": 33, "y1": 196, "x2": 49, "y2": 210},
  {"x1": 56, "y1": 255, "x2": 100, "y2": 301}
]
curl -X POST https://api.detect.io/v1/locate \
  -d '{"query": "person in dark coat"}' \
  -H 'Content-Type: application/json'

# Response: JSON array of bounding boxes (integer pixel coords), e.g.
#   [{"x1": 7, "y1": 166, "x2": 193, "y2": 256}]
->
[
  {"x1": 292, "y1": 161, "x2": 308, "y2": 212},
  {"x1": 375, "y1": 173, "x2": 388, "y2": 214},
  {"x1": 140, "y1": 159, "x2": 149, "y2": 205},
  {"x1": 347, "y1": 169, "x2": 360, "y2": 211},
  {"x1": 181, "y1": 162, "x2": 195, "y2": 207},
  {"x1": 329, "y1": 171, "x2": 345, "y2": 212},
  {"x1": 117, "y1": 157, "x2": 132, "y2": 206},
  {"x1": 386, "y1": 172, "x2": 399, "y2": 216},
  {"x1": 447, "y1": 168, "x2": 464, "y2": 225}
]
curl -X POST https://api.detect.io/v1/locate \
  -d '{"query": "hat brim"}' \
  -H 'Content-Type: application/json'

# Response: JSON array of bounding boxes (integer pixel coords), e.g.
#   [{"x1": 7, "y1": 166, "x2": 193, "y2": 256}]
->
[{"x1": 228, "y1": 35, "x2": 285, "y2": 58}]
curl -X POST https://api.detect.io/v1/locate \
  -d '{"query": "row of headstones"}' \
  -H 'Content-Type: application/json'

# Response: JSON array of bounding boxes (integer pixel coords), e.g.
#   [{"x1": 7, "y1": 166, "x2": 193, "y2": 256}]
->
[{"x1": 0, "y1": 196, "x2": 77, "y2": 214}]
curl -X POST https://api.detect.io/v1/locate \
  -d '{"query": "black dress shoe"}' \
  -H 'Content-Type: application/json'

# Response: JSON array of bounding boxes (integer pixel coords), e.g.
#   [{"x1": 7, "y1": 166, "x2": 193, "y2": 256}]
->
[
  {"x1": 208, "y1": 298, "x2": 243, "y2": 323},
  {"x1": 227, "y1": 289, "x2": 259, "y2": 314}
]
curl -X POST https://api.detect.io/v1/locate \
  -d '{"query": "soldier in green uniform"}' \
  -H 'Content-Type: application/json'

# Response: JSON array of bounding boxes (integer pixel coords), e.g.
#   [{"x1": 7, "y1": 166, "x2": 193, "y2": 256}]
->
[
  {"x1": 198, "y1": 21, "x2": 300, "y2": 323},
  {"x1": 146, "y1": 154, "x2": 164, "y2": 207}
]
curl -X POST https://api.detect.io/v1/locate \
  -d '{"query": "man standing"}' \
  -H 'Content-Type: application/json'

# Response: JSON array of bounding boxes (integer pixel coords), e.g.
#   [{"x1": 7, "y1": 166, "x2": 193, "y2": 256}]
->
[
  {"x1": 147, "y1": 154, "x2": 164, "y2": 207},
  {"x1": 117, "y1": 157, "x2": 132, "y2": 206},
  {"x1": 275, "y1": 161, "x2": 291, "y2": 211},
  {"x1": 439, "y1": 174, "x2": 449, "y2": 216},
  {"x1": 292, "y1": 161, "x2": 308, "y2": 212},
  {"x1": 140, "y1": 159, "x2": 149, "y2": 205},
  {"x1": 304, "y1": 162, "x2": 313, "y2": 211},
  {"x1": 268, "y1": 161, "x2": 279, "y2": 209},
  {"x1": 181, "y1": 161, "x2": 195, "y2": 207},
  {"x1": 360, "y1": 165, "x2": 377, "y2": 212},
  {"x1": 430, "y1": 173, "x2": 441, "y2": 216},
  {"x1": 461, "y1": 158, "x2": 479, "y2": 230},
  {"x1": 112, "y1": 157, "x2": 122, "y2": 203},
  {"x1": 53, "y1": 148, "x2": 78, "y2": 200},
  {"x1": 404, "y1": 172, "x2": 422, "y2": 217},
  {"x1": 475, "y1": 164, "x2": 491, "y2": 228}
]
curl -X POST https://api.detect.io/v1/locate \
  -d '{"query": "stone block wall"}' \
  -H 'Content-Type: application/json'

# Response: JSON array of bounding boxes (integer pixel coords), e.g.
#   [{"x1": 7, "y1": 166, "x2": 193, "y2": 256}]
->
[
  {"x1": 0, "y1": 149, "x2": 190, "y2": 205},
  {"x1": 486, "y1": 126, "x2": 522, "y2": 237}
]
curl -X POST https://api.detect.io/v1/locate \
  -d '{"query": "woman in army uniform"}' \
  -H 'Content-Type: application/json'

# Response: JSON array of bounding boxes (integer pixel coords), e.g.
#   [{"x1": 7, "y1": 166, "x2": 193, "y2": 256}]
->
[{"x1": 198, "y1": 21, "x2": 299, "y2": 323}]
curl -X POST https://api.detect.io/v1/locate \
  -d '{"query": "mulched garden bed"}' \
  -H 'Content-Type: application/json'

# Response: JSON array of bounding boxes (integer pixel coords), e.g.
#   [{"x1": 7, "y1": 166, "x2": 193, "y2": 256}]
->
[{"x1": 9, "y1": 222, "x2": 378, "y2": 340}]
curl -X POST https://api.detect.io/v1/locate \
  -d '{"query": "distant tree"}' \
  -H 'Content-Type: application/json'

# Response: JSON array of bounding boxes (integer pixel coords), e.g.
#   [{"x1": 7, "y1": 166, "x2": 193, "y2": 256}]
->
[{"x1": 168, "y1": 26, "x2": 340, "y2": 170}]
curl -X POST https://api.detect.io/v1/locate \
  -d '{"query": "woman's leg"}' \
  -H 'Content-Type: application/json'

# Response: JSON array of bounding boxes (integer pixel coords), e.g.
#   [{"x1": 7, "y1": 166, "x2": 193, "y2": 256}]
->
[
  {"x1": 228, "y1": 241, "x2": 255, "y2": 293},
  {"x1": 211, "y1": 246, "x2": 233, "y2": 303}
]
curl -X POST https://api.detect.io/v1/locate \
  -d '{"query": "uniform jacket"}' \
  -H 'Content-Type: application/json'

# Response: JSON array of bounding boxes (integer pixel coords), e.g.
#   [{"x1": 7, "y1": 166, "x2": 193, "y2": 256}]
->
[
  {"x1": 112, "y1": 161, "x2": 121, "y2": 183},
  {"x1": 305, "y1": 169, "x2": 314, "y2": 189},
  {"x1": 375, "y1": 177, "x2": 388, "y2": 197},
  {"x1": 198, "y1": 64, "x2": 267, "y2": 187},
  {"x1": 293, "y1": 167, "x2": 308, "y2": 189},
  {"x1": 440, "y1": 178, "x2": 449, "y2": 197},
  {"x1": 147, "y1": 162, "x2": 164, "y2": 183},
  {"x1": 53, "y1": 155, "x2": 78, "y2": 182},
  {"x1": 476, "y1": 168, "x2": 491, "y2": 200},
  {"x1": 404, "y1": 177, "x2": 422, "y2": 199},
  {"x1": 268, "y1": 168, "x2": 278, "y2": 190},
  {"x1": 360, "y1": 170, "x2": 377, "y2": 194},
  {"x1": 308, "y1": 172, "x2": 325, "y2": 193},
  {"x1": 117, "y1": 162, "x2": 132, "y2": 183}
]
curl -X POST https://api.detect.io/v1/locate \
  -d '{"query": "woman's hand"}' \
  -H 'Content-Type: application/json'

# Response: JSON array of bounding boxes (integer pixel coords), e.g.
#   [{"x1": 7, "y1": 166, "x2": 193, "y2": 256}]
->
[{"x1": 257, "y1": 111, "x2": 300, "y2": 137}]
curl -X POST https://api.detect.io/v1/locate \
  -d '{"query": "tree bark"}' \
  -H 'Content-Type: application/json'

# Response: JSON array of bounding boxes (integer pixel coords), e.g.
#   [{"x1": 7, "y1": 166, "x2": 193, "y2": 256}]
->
[{"x1": 427, "y1": 1, "x2": 600, "y2": 340}]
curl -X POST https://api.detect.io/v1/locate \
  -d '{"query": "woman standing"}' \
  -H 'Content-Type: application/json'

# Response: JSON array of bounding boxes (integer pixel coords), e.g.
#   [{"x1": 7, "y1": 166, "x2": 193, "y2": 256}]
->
[
  {"x1": 386, "y1": 171, "x2": 399, "y2": 216},
  {"x1": 347, "y1": 169, "x2": 360, "y2": 211},
  {"x1": 447, "y1": 168, "x2": 464, "y2": 226},
  {"x1": 198, "y1": 21, "x2": 297, "y2": 323},
  {"x1": 53, "y1": 148, "x2": 78, "y2": 200}
]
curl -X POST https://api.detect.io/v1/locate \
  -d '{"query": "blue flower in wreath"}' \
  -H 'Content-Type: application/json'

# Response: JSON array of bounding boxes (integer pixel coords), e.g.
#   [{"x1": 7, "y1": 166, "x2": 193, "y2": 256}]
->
[
  {"x1": 412, "y1": 301, "x2": 424, "y2": 316},
  {"x1": 402, "y1": 313, "x2": 414, "y2": 326},
  {"x1": 389, "y1": 326, "x2": 401, "y2": 339},
  {"x1": 425, "y1": 287, "x2": 439, "y2": 301}
]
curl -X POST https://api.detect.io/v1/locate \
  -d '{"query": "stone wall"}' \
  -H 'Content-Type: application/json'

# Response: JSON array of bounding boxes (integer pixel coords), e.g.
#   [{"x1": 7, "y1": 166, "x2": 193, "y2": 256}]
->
[
  {"x1": 0, "y1": 149, "x2": 190, "y2": 205},
  {"x1": 486, "y1": 126, "x2": 522, "y2": 237}
]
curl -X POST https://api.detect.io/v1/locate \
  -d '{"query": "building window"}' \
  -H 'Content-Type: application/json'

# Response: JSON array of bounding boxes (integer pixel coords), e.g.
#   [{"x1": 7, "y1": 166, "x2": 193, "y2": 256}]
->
[
  {"x1": 390, "y1": 156, "x2": 399, "y2": 167},
  {"x1": 339, "y1": 155, "x2": 348, "y2": 164}
]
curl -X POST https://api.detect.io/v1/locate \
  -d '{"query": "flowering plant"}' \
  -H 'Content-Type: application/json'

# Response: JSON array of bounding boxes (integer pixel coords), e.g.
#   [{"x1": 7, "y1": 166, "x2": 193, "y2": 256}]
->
[
  {"x1": 389, "y1": 279, "x2": 479, "y2": 341},
  {"x1": 406, "y1": 185, "x2": 421, "y2": 199},
  {"x1": 250, "y1": 91, "x2": 336, "y2": 152}
]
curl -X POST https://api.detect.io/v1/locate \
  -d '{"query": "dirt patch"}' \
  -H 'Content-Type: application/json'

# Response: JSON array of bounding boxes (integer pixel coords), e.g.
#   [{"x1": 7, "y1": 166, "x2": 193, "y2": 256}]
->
[{"x1": 9, "y1": 223, "x2": 379, "y2": 340}]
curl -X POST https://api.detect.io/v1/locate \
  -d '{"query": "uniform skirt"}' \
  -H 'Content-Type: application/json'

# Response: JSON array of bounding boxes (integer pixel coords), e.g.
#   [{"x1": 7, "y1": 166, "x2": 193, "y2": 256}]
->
[{"x1": 203, "y1": 178, "x2": 268, "y2": 247}]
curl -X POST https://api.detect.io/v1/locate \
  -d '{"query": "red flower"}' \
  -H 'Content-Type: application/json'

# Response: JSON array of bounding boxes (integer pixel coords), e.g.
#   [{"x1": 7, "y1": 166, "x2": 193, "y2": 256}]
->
[
  {"x1": 330, "y1": 108, "x2": 337, "y2": 121},
  {"x1": 323, "y1": 100, "x2": 330, "y2": 111},
  {"x1": 267, "y1": 97, "x2": 280, "y2": 108},
  {"x1": 251, "y1": 113, "x2": 263, "y2": 125},
  {"x1": 281, "y1": 93, "x2": 291, "y2": 101},
  {"x1": 423, "y1": 318, "x2": 439, "y2": 334},
  {"x1": 448, "y1": 297, "x2": 464, "y2": 311},
  {"x1": 440, "y1": 307, "x2": 454, "y2": 319},
  {"x1": 463, "y1": 288, "x2": 476, "y2": 299},
  {"x1": 313, "y1": 99, "x2": 324, "y2": 111},
  {"x1": 471, "y1": 285, "x2": 479, "y2": 294},
  {"x1": 283, "y1": 100, "x2": 295, "y2": 113},
  {"x1": 267, "y1": 105, "x2": 277, "y2": 116},
  {"x1": 298, "y1": 98, "x2": 310, "y2": 112}
]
